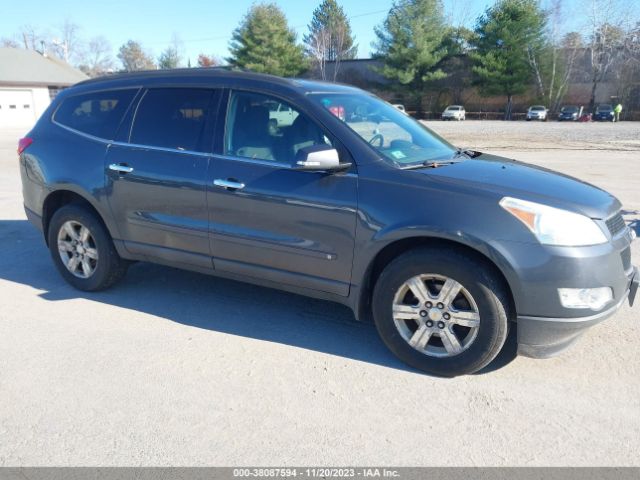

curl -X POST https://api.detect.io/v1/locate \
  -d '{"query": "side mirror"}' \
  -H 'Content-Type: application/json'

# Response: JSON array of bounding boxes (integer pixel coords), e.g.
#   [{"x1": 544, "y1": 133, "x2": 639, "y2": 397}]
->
[{"x1": 294, "y1": 145, "x2": 351, "y2": 172}]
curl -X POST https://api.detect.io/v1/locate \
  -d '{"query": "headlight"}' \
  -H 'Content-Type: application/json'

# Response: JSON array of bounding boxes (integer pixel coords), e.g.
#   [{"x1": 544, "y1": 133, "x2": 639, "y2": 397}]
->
[{"x1": 499, "y1": 197, "x2": 608, "y2": 246}]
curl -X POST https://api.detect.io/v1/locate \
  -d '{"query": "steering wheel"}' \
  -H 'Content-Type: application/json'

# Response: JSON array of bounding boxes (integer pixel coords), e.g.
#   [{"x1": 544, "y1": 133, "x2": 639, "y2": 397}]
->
[{"x1": 369, "y1": 133, "x2": 384, "y2": 148}]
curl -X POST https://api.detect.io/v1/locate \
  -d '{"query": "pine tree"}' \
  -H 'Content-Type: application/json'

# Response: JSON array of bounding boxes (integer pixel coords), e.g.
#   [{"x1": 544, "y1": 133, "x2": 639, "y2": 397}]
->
[
  {"x1": 304, "y1": 0, "x2": 357, "y2": 81},
  {"x1": 117, "y1": 40, "x2": 156, "y2": 72},
  {"x1": 373, "y1": 0, "x2": 449, "y2": 114},
  {"x1": 228, "y1": 3, "x2": 307, "y2": 77},
  {"x1": 158, "y1": 46, "x2": 181, "y2": 69},
  {"x1": 471, "y1": 0, "x2": 547, "y2": 119}
]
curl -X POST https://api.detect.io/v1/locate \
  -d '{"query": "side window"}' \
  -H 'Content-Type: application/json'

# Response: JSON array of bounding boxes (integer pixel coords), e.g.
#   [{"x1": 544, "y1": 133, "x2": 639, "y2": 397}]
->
[
  {"x1": 224, "y1": 91, "x2": 331, "y2": 164},
  {"x1": 54, "y1": 89, "x2": 137, "y2": 139},
  {"x1": 130, "y1": 88, "x2": 216, "y2": 153}
]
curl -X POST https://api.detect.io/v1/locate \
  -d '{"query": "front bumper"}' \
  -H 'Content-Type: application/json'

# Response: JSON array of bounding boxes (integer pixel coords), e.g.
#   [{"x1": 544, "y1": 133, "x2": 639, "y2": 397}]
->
[{"x1": 517, "y1": 266, "x2": 638, "y2": 358}]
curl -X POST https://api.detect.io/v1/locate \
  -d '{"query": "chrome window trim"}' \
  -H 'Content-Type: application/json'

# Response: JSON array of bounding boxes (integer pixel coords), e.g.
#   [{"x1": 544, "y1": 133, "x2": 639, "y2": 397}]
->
[
  {"x1": 212, "y1": 153, "x2": 357, "y2": 177},
  {"x1": 52, "y1": 119, "x2": 114, "y2": 145},
  {"x1": 111, "y1": 140, "x2": 213, "y2": 158},
  {"x1": 52, "y1": 120, "x2": 213, "y2": 158}
]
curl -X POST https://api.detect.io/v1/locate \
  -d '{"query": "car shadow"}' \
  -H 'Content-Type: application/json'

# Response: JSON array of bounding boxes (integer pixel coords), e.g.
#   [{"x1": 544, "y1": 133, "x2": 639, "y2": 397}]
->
[{"x1": 0, "y1": 219, "x2": 518, "y2": 375}]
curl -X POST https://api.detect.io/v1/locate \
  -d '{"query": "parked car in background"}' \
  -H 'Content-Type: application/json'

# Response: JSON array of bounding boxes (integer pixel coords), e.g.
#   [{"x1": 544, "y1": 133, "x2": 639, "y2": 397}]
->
[
  {"x1": 441, "y1": 105, "x2": 465, "y2": 121},
  {"x1": 18, "y1": 70, "x2": 638, "y2": 377},
  {"x1": 594, "y1": 104, "x2": 615, "y2": 122},
  {"x1": 526, "y1": 105, "x2": 548, "y2": 121},
  {"x1": 558, "y1": 105, "x2": 581, "y2": 121},
  {"x1": 267, "y1": 100, "x2": 299, "y2": 128}
]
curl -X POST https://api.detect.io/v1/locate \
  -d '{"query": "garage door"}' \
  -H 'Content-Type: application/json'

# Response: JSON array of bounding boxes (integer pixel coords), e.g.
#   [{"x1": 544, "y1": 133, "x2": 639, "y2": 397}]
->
[{"x1": 0, "y1": 89, "x2": 36, "y2": 129}]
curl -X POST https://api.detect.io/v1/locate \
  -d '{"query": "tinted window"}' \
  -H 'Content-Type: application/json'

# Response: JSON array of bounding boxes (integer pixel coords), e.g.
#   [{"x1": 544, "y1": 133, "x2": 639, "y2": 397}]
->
[
  {"x1": 130, "y1": 88, "x2": 216, "y2": 152},
  {"x1": 55, "y1": 89, "x2": 136, "y2": 139},
  {"x1": 224, "y1": 91, "x2": 332, "y2": 164}
]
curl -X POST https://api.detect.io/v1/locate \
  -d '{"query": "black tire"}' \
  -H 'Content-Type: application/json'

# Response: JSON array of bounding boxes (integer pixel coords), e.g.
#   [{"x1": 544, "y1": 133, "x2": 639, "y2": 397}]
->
[
  {"x1": 372, "y1": 247, "x2": 510, "y2": 377},
  {"x1": 47, "y1": 204, "x2": 129, "y2": 291}
]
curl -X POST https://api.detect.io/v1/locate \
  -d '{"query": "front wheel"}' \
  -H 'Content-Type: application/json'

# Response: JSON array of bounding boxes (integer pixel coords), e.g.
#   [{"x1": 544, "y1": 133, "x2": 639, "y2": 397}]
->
[
  {"x1": 372, "y1": 248, "x2": 510, "y2": 376},
  {"x1": 48, "y1": 204, "x2": 129, "y2": 291}
]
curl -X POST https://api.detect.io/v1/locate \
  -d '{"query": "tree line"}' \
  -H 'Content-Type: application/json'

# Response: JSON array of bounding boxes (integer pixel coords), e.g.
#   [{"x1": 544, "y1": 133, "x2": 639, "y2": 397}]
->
[{"x1": 2, "y1": 0, "x2": 639, "y2": 117}]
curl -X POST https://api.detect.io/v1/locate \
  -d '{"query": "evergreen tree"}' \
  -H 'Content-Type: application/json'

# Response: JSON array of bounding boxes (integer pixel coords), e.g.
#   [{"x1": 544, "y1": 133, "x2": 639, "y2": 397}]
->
[
  {"x1": 228, "y1": 3, "x2": 307, "y2": 77},
  {"x1": 470, "y1": 0, "x2": 547, "y2": 119},
  {"x1": 373, "y1": 0, "x2": 449, "y2": 114},
  {"x1": 158, "y1": 46, "x2": 181, "y2": 69},
  {"x1": 117, "y1": 40, "x2": 155, "y2": 72},
  {"x1": 304, "y1": 0, "x2": 357, "y2": 81}
]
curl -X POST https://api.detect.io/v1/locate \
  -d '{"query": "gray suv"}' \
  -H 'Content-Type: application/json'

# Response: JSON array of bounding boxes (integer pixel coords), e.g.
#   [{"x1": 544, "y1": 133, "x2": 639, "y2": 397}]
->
[{"x1": 19, "y1": 70, "x2": 638, "y2": 376}]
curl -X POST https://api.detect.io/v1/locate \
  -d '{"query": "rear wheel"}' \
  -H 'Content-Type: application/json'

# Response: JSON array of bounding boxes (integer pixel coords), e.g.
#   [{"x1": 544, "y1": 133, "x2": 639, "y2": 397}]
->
[
  {"x1": 48, "y1": 204, "x2": 129, "y2": 291},
  {"x1": 372, "y1": 248, "x2": 510, "y2": 376}
]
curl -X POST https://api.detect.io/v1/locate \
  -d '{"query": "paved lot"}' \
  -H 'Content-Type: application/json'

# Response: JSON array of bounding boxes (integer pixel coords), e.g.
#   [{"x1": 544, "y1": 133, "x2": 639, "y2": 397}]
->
[{"x1": 0, "y1": 121, "x2": 638, "y2": 466}]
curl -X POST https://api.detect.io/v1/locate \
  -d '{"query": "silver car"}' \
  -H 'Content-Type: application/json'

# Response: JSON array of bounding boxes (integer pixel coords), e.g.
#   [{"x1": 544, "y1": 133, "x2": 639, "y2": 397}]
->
[
  {"x1": 441, "y1": 105, "x2": 466, "y2": 121},
  {"x1": 526, "y1": 105, "x2": 548, "y2": 121}
]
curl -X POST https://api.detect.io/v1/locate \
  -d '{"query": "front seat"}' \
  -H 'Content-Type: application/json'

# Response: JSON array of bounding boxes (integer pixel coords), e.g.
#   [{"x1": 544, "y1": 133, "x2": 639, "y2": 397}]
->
[
  {"x1": 285, "y1": 114, "x2": 325, "y2": 162},
  {"x1": 233, "y1": 105, "x2": 275, "y2": 161}
]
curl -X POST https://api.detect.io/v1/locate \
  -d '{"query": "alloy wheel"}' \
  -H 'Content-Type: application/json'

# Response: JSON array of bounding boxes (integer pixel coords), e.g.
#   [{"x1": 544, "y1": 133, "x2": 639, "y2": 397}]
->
[
  {"x1": 392, "y1": 274, "x2": 480, "y2": 357},
  {"x1": 57, "y1": 220, "x2": 99, "y2": 279}
]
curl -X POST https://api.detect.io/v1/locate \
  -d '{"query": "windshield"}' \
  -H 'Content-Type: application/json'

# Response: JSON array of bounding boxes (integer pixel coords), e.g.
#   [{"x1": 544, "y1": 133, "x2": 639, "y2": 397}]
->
[
  {"x1": 446, "y1": 106, "x2": 461, "y2": 111},
  {"x1": 309, "y1": 93, "x2": 455, "y2": 166},
  {"x1": 597, "y1": 105, "x2": 612, "y2": 112},
  {"x1": 561, "y1": 106, "x2": 579, "y2": 113},
  {"x1": 530, "y1": 106, "x2": 545, "y2": 111}
]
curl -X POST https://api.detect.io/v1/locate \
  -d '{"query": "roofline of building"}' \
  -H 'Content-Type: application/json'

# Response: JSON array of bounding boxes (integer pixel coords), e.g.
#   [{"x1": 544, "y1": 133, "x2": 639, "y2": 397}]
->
[{"x1": 0, "y1": 81, "x2": 78, "y2": 88}]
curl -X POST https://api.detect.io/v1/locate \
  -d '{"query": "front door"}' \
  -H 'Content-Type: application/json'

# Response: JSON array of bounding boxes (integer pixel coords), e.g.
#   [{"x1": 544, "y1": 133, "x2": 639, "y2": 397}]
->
[
  {"x1": 105, "y1": 87, "x2": 220, "y2": 269},
  {"x1": 208, "y1": 90, "x2": 358, "y2": 296}
]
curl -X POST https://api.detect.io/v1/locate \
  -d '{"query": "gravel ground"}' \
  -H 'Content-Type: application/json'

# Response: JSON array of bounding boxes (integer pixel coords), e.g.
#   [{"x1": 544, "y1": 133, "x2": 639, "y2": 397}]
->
[
  {"x1": 0, "y1": 122, "x2": 638, "y2": 466},
  {"x1": 423, "y1": 119, "x2": 640, "y2": 151}
]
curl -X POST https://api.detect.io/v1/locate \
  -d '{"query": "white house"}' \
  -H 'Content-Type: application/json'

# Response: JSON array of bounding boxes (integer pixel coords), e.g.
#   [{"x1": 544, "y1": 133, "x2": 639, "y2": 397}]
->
[{"x1": 0, "y1": 47, "x2": 88, "y2": 130}]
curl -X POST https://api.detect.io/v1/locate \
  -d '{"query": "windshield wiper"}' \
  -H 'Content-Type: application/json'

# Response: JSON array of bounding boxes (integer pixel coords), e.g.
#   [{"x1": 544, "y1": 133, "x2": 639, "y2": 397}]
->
[
  {"x1": 454, "y1": 147, "x2": 481, "y2": 158},
  {"x1": 399, "y1": 148, "x2": 482, "y2": 170},
  {"x1": 401, "y1": 160, "x2": 460, "y2": 170}
]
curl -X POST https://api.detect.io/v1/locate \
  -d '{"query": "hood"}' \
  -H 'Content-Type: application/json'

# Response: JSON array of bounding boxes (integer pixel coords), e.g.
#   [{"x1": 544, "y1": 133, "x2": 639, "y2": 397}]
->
[{"x1": 416, "y1": 153, "x2": 620, "y2": 219}]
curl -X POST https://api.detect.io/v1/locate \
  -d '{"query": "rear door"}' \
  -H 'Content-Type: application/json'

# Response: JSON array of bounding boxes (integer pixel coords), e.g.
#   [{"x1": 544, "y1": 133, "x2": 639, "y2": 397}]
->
[
  {"x1": 207, "y1": 90, "x2": 358, "y2": 296},
  {"x1": 105, "y1": 87, "x2": 221, "y2": 270}
]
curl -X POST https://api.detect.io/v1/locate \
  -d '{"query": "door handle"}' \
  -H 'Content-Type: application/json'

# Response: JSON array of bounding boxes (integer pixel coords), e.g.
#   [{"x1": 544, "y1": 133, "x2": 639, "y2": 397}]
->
[
  {"x1": 109, "y1": 163, "x2": 134, "y2": 174},
  {"x1": 213, "y1": 179, "x2": 245, "y2": 190}
]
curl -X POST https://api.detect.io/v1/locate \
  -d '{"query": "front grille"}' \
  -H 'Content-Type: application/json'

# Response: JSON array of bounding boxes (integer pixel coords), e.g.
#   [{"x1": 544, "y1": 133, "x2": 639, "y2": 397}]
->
[
  {"x1": 606, "y1": 212, "x2": 626, "y2": 237},
  {"x1": 621, "y1": 247, "x2": 631, "y2": 272}
]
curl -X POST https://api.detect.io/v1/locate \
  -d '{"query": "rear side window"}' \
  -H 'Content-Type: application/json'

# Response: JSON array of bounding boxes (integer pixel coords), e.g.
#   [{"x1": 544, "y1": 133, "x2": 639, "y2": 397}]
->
[
  {"x1": 130, "y1": 88, "x2": 216, "y2": 153},
  {"x1": 54, "y1": 89, "x2": 137, "y2": 139}
]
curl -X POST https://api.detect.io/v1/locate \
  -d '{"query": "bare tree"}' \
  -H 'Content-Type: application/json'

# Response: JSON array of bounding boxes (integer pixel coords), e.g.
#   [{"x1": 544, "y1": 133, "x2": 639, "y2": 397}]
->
[
  {"x1": 19, "y1": 25, "x2": 46, "y2": 51},
  {"x1": 78, "y1": 36, "x2": 115, "y2": 77},
  {"x1": 50, "y1": 20, "x2": 83, "y2": 63},
  {"x1": 527, "y1": 0, "x2": 583, "y2": 111},
  {"x1": 1, "y1": 37, "x2": 20, "y2": 48},
  {"x1": 585, "y1": 0, "x2": 626, "y2": 110},
  {"x1": 304, "y1": 0, "x2": 357, "y2": 82},
  {"x1": 611, "y1": 21, "x2": 640, "y2": 112},
  {"x1": 306, "y1": 27, "x2": 331, "y2": 80},
  {"x1": 551, "y1": 31, "x2": 583, "y2": 110}
]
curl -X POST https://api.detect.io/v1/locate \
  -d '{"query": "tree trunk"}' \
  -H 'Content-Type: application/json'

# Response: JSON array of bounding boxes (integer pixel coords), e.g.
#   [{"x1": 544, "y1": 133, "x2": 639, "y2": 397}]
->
[
  {"x1": 589, "y1": 76, "x2": 598, "y2": 112},
  {"x1": 505, "y1": 94, "x2": 513, "y2": 120}
]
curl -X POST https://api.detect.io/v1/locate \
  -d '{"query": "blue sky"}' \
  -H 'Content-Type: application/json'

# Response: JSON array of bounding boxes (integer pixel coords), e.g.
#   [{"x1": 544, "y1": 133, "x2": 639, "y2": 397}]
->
[{"x1": 0, "y1": 0, "x2": 634, "y2": 65}]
